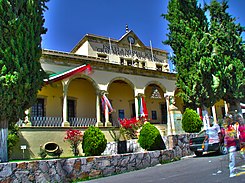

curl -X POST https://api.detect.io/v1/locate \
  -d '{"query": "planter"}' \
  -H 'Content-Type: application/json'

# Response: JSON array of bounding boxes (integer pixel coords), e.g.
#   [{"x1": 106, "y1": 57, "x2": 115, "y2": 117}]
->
[
  {"x1": 117, "y1": 140, "x2": 127, "y2": 154},
  {"x1": 43, "y1": 142, "x2": 63, "y2": 157}
]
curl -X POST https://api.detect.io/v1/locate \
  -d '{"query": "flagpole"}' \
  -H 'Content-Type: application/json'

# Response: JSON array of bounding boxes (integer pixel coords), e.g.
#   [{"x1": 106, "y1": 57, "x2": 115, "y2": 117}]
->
[
  {"x1": 150, "y1": 40, "x2": 154, "y2": 62},
  {"x1": 109, "y1": 37, "x2": 112, "y2": 55},
  {"x1": 129, "y1": 40, "x2": 133, "y2": 66}
]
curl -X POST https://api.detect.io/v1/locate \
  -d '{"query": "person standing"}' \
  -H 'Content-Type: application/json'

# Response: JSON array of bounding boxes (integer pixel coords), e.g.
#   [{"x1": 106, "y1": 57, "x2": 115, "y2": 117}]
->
[
  {"x1": 224, "y1": 118, "x2": 237, "y2": 177},
  {"x1": 238, "y1": 114, "x2": 245, "y2": 159}
]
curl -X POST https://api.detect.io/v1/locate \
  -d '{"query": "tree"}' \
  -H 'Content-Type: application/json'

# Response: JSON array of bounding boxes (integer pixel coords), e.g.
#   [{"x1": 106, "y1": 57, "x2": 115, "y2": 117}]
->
[
  {"x1": 163, "y1": 0, "x2": 245, "y2": 113},
  {"x1": 205, "y1": 0, "x2": 245, "y2": 113},
  {"x1": 163, "y1": 0, "x2": 220, "y2": 110},
  {"x1": 0, "y1": 0, "x2": 48, "y2": 162}
]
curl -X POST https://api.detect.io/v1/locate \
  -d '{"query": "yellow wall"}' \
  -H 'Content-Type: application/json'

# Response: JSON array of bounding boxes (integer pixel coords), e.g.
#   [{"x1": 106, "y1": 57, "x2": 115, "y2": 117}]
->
[
  {"x1": 10, "y1": 128, "x2": 118, "y2": 160},
  {"x1": 37, "y1": 81, "x2": 63, "y2": 117},
  {"x1": 68, "y1": 78, "x2": 96, "y2": 118},
  {"x1": 145, "y1": 85, "x2": 166, "y2": 123},
  {"x1": 108, "y1": 81, "x2": 134, "y2": 121}
]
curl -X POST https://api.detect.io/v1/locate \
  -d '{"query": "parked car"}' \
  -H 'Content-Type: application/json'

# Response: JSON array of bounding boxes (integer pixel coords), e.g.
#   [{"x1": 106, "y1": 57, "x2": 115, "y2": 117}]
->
[{"x1": 189, "y1": 126, "x2": 227, "y2": 157}]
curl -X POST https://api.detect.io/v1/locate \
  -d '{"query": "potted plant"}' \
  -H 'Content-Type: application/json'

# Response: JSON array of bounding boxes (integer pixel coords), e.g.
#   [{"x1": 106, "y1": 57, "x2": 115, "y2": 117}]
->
[
  {"x1": 64, "y1": 129, "x2": 83, "y2": 156},
  {"x1": 119, "y1": 117, "x2": 143, "y2": 139},
  {"x1": 109, "y1": 127, "x2": 127, "y2": 154},
  {"x1": 109, "y1": 118, "x2": 143, "y2": 154}
]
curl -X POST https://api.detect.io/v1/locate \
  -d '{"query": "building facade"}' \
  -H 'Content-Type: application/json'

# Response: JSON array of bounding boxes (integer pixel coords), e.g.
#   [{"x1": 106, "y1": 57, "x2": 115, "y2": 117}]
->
[
  {"x1": 25, "y1": 29, "x2": 183, "y2": 135},
  {"x1": 27, "y1": 29, "x2": 232, "y2": 135}
]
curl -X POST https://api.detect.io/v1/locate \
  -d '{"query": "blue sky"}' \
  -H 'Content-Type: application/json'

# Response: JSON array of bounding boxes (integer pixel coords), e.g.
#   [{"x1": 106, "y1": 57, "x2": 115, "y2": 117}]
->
[{"x1": 42, "y1": 0, "x2": 245, "y2": 55}]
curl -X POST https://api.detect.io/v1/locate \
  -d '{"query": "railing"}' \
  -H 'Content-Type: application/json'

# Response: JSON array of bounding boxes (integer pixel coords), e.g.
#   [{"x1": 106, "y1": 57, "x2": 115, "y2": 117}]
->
[
  {"x1": 16, "y1": 117, "x2": 100, "y2": 127},
  {"x1": 31, "y1": 117, "x2": 63, "y2": 127},
  {"x1": 69, "y1": 117, "x2": 97, "y2": 127}
]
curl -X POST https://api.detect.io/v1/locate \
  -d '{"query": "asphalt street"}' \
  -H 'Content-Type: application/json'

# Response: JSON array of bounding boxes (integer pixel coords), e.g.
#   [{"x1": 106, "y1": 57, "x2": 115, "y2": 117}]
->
[{"x1": 81, "y1": 152, "x2": 245, "y2": 183}]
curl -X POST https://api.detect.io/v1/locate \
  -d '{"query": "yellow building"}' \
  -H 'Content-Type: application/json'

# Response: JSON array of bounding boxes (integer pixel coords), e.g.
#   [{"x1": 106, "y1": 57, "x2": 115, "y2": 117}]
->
[
  {"x1": 25, "y1": 29, "x2": 184, "y2": 135},
  {"x1": 26, "y1": 28, "x2": 233, "y2": 136},
  {"x1": 14, "y1": 29, "x2": 238, "y2": 159}
]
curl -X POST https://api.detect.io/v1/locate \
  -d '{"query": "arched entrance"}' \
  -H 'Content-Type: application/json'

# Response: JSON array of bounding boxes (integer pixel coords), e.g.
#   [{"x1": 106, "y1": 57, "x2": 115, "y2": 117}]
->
[
  {"x1": 67, "y1": 78, "x2": 96, "y2": 119},
  {"x1": 144, "y1": 83, "x2": 166, "y2": 124},
  {"x1": 108, "y1": 79, "x2": 135, "y2": 124}
]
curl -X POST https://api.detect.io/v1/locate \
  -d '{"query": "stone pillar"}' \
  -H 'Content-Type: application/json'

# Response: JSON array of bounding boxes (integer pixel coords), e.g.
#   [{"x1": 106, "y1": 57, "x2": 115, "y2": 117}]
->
[
  {"x1": 101, "y1": 91, "x2": 111, "y2": 127},
  {"x1": 167, "y1": 135, "x2": 178, "y2": 150},
  {"x1": 62, "y1": 79, "x2": 70, "y2": 127},
  {"x1": 224, "y1": 100, "x2": 229, "y2": 115},
  {"x1": 96, "y1": 92, "x2": 102, "y2": 127},
  {"x1": 212, "y1": 105, "x2": 217, "y2": 124},
  {"x1": 164, "y1": 93, "x2": 176, "y2": 135},
  {"x1": 202, "y1": 106, "x2": 209, "y2": 130},
  {"x1": 135, "y1": 94, "x2": 141, "y2": 120},
  {"x1": 105, "y1": 104, "x2": 110, "y2": 127}
]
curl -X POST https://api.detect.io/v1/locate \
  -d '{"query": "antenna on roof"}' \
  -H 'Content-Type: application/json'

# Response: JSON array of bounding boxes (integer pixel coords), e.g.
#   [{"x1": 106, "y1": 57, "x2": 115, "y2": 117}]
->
[
  {"x1": 150, "y1": 40, "x2": 154, "y2": 62},
  {"x1": 109, "y1": 37, "x2": 112, "y2": 55},
  {"x1": 126, "y1": 24, "x2": 129, "y2": 33}
]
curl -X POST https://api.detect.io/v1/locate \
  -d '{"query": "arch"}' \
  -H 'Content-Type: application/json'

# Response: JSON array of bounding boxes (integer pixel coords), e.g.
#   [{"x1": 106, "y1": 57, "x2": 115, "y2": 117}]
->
[
  {"x1": 144, "y1": 81, "x2": 167, "y2": 124},
  {"x1": 68, "y1": 74, "x2": 100, "y2": 93},
  {"x1": 144, "y1": 81, "x2": 167, "y2": 94},
  {"x1": 67, "y1": 76, "x2": 97, "y2": 119},
  {"x1": 107, "y1": 77, "x2": 135, "y2": 123},
  {"x1": 107, "y1": 77, "x2": 134, "y2": 91}
]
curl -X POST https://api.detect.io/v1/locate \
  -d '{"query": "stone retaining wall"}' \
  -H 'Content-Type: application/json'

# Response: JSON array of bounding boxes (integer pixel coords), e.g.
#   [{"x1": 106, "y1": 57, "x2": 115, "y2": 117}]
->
[{"x1": 0, "y1": 134, "x2": 196, "y2": 183}]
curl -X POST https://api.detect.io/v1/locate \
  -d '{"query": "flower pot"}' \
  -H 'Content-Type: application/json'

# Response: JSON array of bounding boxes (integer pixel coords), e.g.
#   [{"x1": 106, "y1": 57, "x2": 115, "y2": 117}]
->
[
  {"x1": 117, "y1": 140, "x2": 127, "y2": 154},
  {"x1": 43, "y1": 142, "x2": 63, "y2": 157}
]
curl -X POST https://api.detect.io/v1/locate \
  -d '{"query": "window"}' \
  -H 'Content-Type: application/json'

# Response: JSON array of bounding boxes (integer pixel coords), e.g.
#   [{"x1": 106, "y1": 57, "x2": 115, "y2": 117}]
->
[
  {"x1": 31, "y1": 98, "x2": 45, "y2": 117},
  {"x1": 97, "y1": 53, "x2": 107, "y2": 59},
  {"x1": 152, "y1": 110, "x2": 157, "y2": 120},
  {"x1": 68, "y1": 99, "x2": 76, "y2": 118},
  {"x1": 118, "y1": 109, "x2": 125, "y2": 119},
  {"x1": 160, "y1": 103, "x2": 167, "y2": 124},
  {"x1": 156, "y1": 65, "x2": 162, "y2": 71},
  {"x1": 126, "y1": 60, "x2": 132, "y2": 66},
  {"x1": 120, "y1": 58, "x2": 124, "y2": 65},
  {"x1": 133, "y1": 60, "x2": 139, "y2": 67}
]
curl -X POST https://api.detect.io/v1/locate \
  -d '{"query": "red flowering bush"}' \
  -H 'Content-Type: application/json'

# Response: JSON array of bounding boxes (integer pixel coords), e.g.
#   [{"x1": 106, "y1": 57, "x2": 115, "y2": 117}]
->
[
  {"x1": 64, "y1": 129, "x2": 83, "y2": 156},
  {"x1": 119, "y1": 117, "x2": 143, "y2": 139}
]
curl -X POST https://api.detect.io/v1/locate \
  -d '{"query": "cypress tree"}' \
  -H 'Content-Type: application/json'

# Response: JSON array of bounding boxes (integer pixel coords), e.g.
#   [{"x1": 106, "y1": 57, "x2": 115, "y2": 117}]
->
[
  {"x1": 206, "y1": 0, "x2": 245, "y2": 112},
  {"x1": 0, "y1": 0, "x2": 48, "y2": 162},
  {"x1": 163, "y1": 0, "x2": 245, "y2": 113}
]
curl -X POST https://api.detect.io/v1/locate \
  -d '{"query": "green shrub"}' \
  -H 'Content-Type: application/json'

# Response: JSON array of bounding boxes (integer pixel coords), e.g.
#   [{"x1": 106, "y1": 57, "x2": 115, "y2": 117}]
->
[
  {"x1": 8, "y1": 125, "x2": 20, "y2": 158},
  {"x1": 82, "y1": 126, "x2": 107, "y2": 156},
  {"x1": 182, "y1": 108, "x2": 203, "y2": 133},
  {"x1": 138, "y1": 122, "x2": 166, "y2": 151}
]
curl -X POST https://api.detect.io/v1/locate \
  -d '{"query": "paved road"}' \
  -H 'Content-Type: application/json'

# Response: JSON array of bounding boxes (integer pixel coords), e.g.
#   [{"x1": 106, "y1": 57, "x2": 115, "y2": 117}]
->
[{"x1": 81, "y1": 152, "x2": 245, "y2": 183}]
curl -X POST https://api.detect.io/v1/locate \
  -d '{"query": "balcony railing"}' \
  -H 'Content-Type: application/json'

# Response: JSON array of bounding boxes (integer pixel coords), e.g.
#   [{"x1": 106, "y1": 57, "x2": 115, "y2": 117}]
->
[
  {"x1": 16, "y1": 117, "x2": 97, "y2": 127},
  {"x1": 69, "y1": 117, "x2": 97, "y2": 127},
  {"x1": 31, "y1": 116, "x2": 63, "y2": 127}
]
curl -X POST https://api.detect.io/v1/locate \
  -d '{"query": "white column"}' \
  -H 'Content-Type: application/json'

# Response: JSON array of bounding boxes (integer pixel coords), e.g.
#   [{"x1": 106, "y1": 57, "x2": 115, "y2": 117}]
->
[
  {"x1": 212, "y1": 105, "x2": 217, "y2": 124},
  {"x1": 165, "y1": 94, "x2": 172, "y2": 135},
  {"x1": 105, "y1": 105, "x2": 109, "y2": 127},
  {"x1": 170, "y1": 106, "x2": 176, "y2": 135},
  {"x1": 62, "y1": 79, "x2": 69, "y2": 127},
  {"x1": 202, "y1": 105, "x2": 209, "y2": 129},
  {"x1": 135, "y1": 96, "x2": 139, "y2": 120},
  {"x1": 224, "y1": 100, "x2": 229, "y2": 115},
  {"x1": 96, "y1": 93, "x2": 101, "y2": 127}
]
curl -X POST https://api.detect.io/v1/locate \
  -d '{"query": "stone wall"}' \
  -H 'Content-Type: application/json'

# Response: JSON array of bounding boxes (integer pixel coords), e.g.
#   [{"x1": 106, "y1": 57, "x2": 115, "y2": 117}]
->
[
  {"x1": 0, "y1": 134, "x2": 196, "y2": 183},
  {"x1": 102, "y1": 139, "x2": 144, "y2": 155}
]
